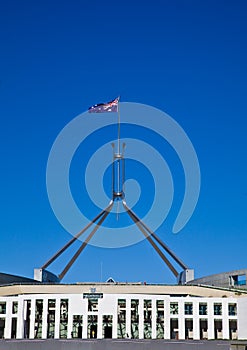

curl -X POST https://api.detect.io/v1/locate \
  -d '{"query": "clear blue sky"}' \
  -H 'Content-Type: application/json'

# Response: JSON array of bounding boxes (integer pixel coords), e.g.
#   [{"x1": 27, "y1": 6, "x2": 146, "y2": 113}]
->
[{"x1": 0, "y1": 0, "x2": 247, "y2": 284}]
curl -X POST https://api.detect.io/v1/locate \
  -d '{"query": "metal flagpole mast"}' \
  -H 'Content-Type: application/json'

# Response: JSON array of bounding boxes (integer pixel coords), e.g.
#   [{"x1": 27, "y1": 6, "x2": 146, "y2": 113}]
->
[
  {"x1": 117, "y1": 97, "x2": 121, "y2": 155},
  {"x1": 116, "y1": 98, "x2": 121, "y2": 218}
]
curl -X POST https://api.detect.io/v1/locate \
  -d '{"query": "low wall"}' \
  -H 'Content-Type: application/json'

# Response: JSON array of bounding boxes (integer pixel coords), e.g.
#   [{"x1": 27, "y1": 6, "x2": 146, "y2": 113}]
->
[{"x1": 0, "y1": 339, "x2": 232, "y2": 350}]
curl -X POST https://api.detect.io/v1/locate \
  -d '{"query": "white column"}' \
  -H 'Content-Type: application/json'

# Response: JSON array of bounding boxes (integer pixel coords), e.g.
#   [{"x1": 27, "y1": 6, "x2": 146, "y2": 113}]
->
[
  {"x1": 222, "y1": 301, "x2": 229, "y2": 339},
  {"x1": 178, "y1": 300, "x2": 185, "y2": 340},
  {"x1": 67, "y1": 299, "x2": 73, "y2": 339},
  {"x1": 164, "y1": 298, "x2": 170, "y2": 339},
  {"x1": 42, "y1": 299, "x2": 48, "y2": 339},
  {"x1": 29, "y1": 299, "x2": 35, "y2": 339},
  {"x1": 97, "y1": 314, "x2": 103, "y2": 339},
  {"x1": 237, "y1": 297, "x2": 247, "y2": 339},
  {"x1": 54, "y1": 298, "x2": 60, "y2": 339},
  {"x1": 138, "y1": 298, "x2": 144, "y2": 339},
  {"x1": 4, "y1": 300, "x2": 12, "y2": 339},
  {"x1": 207, "y1": 301, "x2": 214, "y2": 339},
  {"x1": 82, "y1": 314, "x2": 88, "y2": 339},
  {"x1": 16, "y1": 299, "x2": 24, "y2": 339},
  {"x1": 112, "y1": 313, "x2": 118, "y2": 339},
  {"x1": 151, "y1": 298, "x2": 156, "y2": 339},
  {"x1": 125, "y1": 298, "x2": 131, "y2": 339},
  {"x1": 193, "y1": 300, "x2": 200, "y2": 340}
]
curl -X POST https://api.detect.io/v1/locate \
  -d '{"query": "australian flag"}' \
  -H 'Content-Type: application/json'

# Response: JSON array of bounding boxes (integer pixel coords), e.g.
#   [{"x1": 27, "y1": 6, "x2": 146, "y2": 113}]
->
[{"x1": 88, "y1": 97, "x2": 119, "y2": 113}]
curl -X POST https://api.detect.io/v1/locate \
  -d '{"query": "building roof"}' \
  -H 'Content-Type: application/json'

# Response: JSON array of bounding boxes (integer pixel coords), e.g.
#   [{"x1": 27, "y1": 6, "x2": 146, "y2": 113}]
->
[
  {"x1": 0, "y1": 272, "x2": 36, "y2": 285},
  {"x1": 188, "y1": 268, "x2": 247, "y2": 289}
]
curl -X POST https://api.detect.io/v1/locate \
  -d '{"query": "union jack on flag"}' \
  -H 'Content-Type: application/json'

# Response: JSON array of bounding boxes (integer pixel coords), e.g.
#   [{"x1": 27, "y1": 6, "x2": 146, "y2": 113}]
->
[{"x1": 88, "y1": 97, "x2": 119, "y2": 113}]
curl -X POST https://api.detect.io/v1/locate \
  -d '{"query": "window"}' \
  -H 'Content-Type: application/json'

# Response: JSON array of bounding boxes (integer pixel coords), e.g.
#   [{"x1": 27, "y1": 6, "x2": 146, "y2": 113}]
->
[
  {"x1": 199, "y1": 303, "x2": 207, "y2": 315},
  {"x1": 88, "y1": 299, "x2": 98, "y2": 312},
  {"x1": 229, "y1": 320, "x2": 237, "y2": 340},
  {"x1": 231, "y1": 274, "x2": 246, "y2": 286},
  {"x1": 60, "y1": 299, "x2": 68, "y2": 338},
  {"x1": 184, "y1": 303, "x2": 193, "y2": 315},
  {"x1": 102, "y1": 315, "x2": 113, "y2": 338},
  {"x1": 0, "y1": 302, "x2": 6, "y2": 314},
  {"x1": 131, "y1": 299, "x2": 139, "y2": 339},
  {"x1": 11, "y1": 318, "x2": 17, "y2": 339},
  {"x1": 131, "y1": 299, "x2": 139, "y2": 322},
  {"x1": 117, "y1": 299, "x2": 126, "y2": 339},
  {"x1": 24, "y1": 300, "x2": 31, "y2": 339},
  {"x1": 35, "y1": 300, "x2": 43, "y2": 339},
  {"x1": 185, "y1": 319, "x2": 193, "y2": 339},
  {"x1": 228, "y1": 303, "x2": 237, "y2": 316},
  {"x1": 72, "y1": 315, "x2": 83, "y2": 338},
  {"x1": 170, "y1": 302, "x2": 178, "y2": 315},
  {"x1": 0, "y1": 318, "x2": 5, "y2": 338},
  {"x1": 214, "y1": 319, "x2": 222, "y2": 339},
  {"x1": 214, "y1": 303, "x2": 222, "y2": 316},
  {"x1": 144, "y1": 300, "x2": 152, "y2": 322},
  {"x1": 12, "y1": 302, "x2": 18, "y2": 314},
  {"x1": 117, "y1": 299, "x2": 126, "y2": 318},
  {"x1": 143, "y1": 300, "x2": 152, "y2": 339},
  {"x1": 156, "y1": 300, "x2": 164, "y2": 339},
  {"x1": 87, "y1": 315, "x2": 97, "y2": 339},
  {"x1": 47, "y1": 299, "x2": 56, "y2": 338},
  {"x1": 170, "y1": 319, "x2": 178, "y2": 339},
  {"x1": 200, "y1": 319, "x2": 208, "y2": 340}
]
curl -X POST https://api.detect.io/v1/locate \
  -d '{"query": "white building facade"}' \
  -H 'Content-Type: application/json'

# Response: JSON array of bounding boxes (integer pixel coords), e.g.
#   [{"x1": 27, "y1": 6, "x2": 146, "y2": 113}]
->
[{"x1": 0, "y1": 283, "x2": 246, "y2": 340}]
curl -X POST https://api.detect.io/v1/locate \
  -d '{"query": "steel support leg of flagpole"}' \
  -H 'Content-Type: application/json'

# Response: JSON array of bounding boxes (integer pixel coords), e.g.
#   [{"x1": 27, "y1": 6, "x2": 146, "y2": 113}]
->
[
  {"x1": 122, "y1": 201, "x2": 179, "y2": 278},
  {"x1": 122, "y1": 201, "x2": 188, "y2": 271},
  {"x1": 41, "y1": 200, "x2": 113, "y2": 270},
  {"x1": 58, "y1": 203, "x2": 113, "y2": 280}
]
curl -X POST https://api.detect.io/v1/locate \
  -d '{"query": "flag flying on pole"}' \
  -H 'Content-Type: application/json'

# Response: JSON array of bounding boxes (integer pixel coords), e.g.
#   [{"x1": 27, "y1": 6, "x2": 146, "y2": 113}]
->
[{"x1": 88, "y1": 97, "x2": 119, "y2": 113}]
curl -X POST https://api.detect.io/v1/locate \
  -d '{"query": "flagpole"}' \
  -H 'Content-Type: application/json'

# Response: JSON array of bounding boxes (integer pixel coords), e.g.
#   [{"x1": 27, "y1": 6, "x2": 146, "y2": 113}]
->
[
  {"x1": 117, "y1": 98, "x2": 120, "y2": 155},
  {"x1": 117, "y1": 99, "x2": 121, "y2": 197}
]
